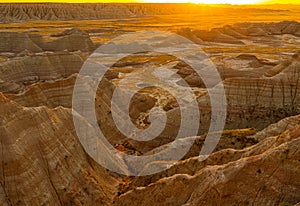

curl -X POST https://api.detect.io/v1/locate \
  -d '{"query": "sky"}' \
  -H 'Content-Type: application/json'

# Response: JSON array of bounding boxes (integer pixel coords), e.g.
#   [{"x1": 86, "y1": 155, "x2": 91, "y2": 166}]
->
[{"x1": 0, "y1": 0, "x2": 298, "y2": 4}]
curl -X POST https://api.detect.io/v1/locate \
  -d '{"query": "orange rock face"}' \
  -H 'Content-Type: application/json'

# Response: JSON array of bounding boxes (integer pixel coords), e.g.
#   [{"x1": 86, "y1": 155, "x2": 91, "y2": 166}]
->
[{"x1": 0, "y1": 18, "x2": 299, "y2": 206}]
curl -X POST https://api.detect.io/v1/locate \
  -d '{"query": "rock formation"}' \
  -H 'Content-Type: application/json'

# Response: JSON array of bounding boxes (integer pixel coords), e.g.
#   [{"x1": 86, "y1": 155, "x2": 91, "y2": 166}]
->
[
  {"x1": 0, "y1": 18, "x2": 299, "y2": 205},
  {"x1": 0, "y1": 52, "x2": 85, "y2": 93},
  {"x1": 178, "y1": 21, "x2": 300, "y2": 44},
  {"x1": 0, "y1": 32, "x2": 43, "y2": 53},
  {"x1": 0, "y1": 93, "x2": 120, "y2": 205},
  {"x1": 0, "y1": 29, "x2": 95, "y2": 54},
  {"x1": 0, "y1": 4, "x2": 288, "y2": 23},
  {"x1": 115, "y1": 121, "x2": 300, "y2": 205},
  {"x1": 1, "y1": 89, "x2": 299, "y2": 205}
]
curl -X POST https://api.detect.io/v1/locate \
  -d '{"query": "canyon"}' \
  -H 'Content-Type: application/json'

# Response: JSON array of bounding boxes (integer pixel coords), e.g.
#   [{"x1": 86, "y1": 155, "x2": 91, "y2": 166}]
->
[{"x1": 0, "y1": 4, "x2": 299, "y2": 205}]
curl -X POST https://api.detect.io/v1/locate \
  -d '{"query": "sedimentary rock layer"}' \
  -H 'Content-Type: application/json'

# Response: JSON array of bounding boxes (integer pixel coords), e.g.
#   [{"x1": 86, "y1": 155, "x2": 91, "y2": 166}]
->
[
  {"x1": 0, "y1": 52, "x2": 85, "y2": 93},
  {"x1": 115, "y1": 119, "x2": 300, "y2": 205},
  {"x1": 0, "y1": 30, "x2": 95, "y2": 53},
  {"x1": 178, "y1": 21, "x2": 300, "y2": 44},
  {"x1": 0, "y1": 4, "x2": 287, "y2": 23},
  {"x1": 0, "y1": 93, "x2": 120, "y2": 205}
]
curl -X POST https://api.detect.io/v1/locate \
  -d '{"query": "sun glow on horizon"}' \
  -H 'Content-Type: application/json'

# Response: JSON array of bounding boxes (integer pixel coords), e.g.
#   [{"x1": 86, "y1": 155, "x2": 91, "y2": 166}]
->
[
  {"x1": 188, "y1": 0, "x2": 261, "y2": 4},
  {"x1": 0, "y1": 0, "x2": 298, "y2": 4},
  {"x1": 143, "y1": 0, "x2": 262, "y2": 3}
]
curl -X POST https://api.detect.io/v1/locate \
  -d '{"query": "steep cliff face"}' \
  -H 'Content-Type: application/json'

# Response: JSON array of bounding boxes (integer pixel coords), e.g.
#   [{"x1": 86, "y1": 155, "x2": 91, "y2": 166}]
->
[
  {"x1": 1, "y1": 87, "x2": 300, "y2": 205},
  {"x1": 0, "y1": 4, "x2": 148, "y2": 22},
  {"x1": 3, "y1": 49, "x2": 299, "y2": 153},
  {"x1": 0, "y1": 52, "x2": 85, "y2": 93},
  {"x1": 0, "y1": 30, "x2": 95, "y2": 53},
  {"x1": 0, "y1": 32, "x2": 43, "y2": 53},
  {"x1": 120, "y1": 114, "x2": 300, "y2": 193},
  {"x1": 0, "y1": 93, "x2": 120, "y2": 206},
  {"x1": 0, "y1": 21, "x2": 299, "y2": 205},
  {"x1": 5, "y1": 74, "x2": 77, "y2": 108},
  {"x1": 184, "y1": 53, "x2": 299, "y2": 134},
  {"x1": 115, "y1": 124, "x2": 300, "y2": 206},
  {"x1": 222, "y1": 54, "x2": 300, "y2": 130}
]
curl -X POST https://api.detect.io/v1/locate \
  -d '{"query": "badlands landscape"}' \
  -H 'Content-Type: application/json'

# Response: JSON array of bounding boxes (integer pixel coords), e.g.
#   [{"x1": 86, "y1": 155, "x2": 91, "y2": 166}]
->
[{"x1": 0, "y1": 3, "x2": 300, "y2": 206}]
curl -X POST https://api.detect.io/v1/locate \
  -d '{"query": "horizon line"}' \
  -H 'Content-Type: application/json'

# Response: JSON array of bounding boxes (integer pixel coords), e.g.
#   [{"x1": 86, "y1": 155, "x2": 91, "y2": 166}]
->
[{"x1": 0, "y1": 2, "x2": 299, "y2": 4}]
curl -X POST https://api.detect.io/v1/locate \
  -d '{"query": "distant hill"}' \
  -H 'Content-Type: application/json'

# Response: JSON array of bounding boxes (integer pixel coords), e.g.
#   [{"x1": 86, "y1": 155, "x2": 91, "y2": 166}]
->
[{"x1": 0, "y1": 3, "x2": 293, "y2": 23}]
